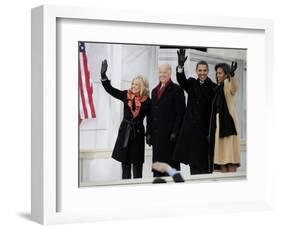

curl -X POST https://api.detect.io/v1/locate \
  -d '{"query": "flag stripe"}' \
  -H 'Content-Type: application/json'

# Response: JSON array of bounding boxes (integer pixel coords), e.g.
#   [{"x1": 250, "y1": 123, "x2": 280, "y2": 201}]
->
[
  {"x1": 79, "y1": 88, "x2": 85, "y2": 120},
  {"x1": 79, "y1": 63, "x2": 89, "y2": 119},
  {"x1": 79, "y1": 53, "x2": 91, "y2": 118},
  {"x1": 82, "y1": 52, "x2": 96, "y2": 117},
  {"x1": 79, "y1": 42, "x2": 96, "y2": 124}
]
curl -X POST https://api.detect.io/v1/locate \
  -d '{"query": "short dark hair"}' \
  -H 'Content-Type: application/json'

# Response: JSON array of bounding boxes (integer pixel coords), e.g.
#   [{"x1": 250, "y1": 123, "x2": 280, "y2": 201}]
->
[
  {"x1": 196, "y1": 60, "x2": 209, "y2": 71},
  {"x1": 215, "y1": 63, "x2": 231, "y2": 75}
]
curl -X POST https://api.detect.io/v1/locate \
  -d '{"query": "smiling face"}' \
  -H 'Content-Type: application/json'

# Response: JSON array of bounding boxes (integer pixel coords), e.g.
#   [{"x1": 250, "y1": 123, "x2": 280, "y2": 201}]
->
[
  {"x1": 159, "y1": 64, "x2": 172, "y2": 85},
  {"x1": 131, "y1": 79, "x2": 141, "y2": 95},
  {"x1": 216, "y1": 67, "x2": 227, "y2": 83},
  {"x1": 196, "y1": 64, "x2": 209, "y2": 81}
]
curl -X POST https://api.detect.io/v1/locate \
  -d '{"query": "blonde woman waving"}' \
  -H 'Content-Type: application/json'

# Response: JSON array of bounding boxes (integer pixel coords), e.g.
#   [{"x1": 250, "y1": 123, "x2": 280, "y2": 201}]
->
[{"x1": 100, "y1": 60, "x2": 152, "y2": 179}]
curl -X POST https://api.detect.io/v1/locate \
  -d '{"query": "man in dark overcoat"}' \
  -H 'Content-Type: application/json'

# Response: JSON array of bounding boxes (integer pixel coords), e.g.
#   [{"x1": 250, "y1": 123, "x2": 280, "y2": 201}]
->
[
  {"x1": 173, "y1": 49, "x2": 217, "y2": 175},
  {"x1": 149, "y1": 63, "x2": 185, "y2": 177}
]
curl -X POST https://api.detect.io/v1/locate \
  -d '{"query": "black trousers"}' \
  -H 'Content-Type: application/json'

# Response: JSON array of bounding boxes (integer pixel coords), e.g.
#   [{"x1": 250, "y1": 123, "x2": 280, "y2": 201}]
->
[
  {"x1": 121, "y1": 163, "x2": 143, "y2": 179},
  {"x1": 190, "y1": 167, "x2": 212, "y2": 175}
]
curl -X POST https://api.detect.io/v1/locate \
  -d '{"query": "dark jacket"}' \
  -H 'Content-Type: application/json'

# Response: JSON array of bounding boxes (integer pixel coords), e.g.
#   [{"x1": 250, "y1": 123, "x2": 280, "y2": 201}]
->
[
  {"x1": 173, "y1": 70, "x2": 217, "y2": 174},
  {"x1": 151, "y1": 81, "x2": 185, "y2": 170},
  {"x1": 101, "y1": 79, "x2": 152, "y2": 164}
]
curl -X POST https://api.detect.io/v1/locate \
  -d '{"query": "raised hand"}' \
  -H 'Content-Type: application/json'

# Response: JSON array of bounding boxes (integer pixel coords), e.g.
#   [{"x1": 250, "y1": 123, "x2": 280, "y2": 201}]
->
[
  {"x1": 177, "y1": 48, "x2": 188, "y2": 68},
  {"x1": 230, "y1": 61, "x2": 238, "y2": 77},
  {"x1": 101, "y1": 59, "x2": 108, "y2": 80}
]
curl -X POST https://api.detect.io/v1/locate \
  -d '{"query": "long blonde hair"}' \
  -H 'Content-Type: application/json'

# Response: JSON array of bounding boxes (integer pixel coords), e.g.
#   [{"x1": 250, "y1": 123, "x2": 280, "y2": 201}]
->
[{"x1": 132, "y1": 75, "x2": 150, "y2": 97}]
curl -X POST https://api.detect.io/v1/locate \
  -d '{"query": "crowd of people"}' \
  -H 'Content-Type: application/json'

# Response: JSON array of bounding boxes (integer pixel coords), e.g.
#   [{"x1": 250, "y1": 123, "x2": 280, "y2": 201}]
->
[{"x1": 100, "y1": 48, "x2": 241, "y2": 180}]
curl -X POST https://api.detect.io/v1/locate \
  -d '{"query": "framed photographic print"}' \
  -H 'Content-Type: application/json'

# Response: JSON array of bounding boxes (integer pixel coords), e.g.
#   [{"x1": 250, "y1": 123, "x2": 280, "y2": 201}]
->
[{"x1": 31, "y1": 5, "x2": 274, "y2": 225}]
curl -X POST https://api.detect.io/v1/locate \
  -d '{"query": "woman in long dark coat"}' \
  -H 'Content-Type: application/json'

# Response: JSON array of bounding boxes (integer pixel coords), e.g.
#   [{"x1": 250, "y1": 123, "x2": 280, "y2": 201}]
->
[
  {"x1": 173, "y1": 49, "x2": 217, "y2": 175},
  {"x1": 100, "y1": 60, "x2": 152, "y2": 179}
]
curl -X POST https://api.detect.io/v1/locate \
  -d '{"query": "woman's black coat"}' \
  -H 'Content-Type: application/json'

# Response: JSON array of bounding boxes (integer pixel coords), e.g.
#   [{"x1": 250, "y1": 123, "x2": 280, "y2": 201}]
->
[
  {"x1": 101, "y1": 79, "x2": 152, "y2": 164},
  {"x1": 151, "y1": 81, "x2": 185, "y2": 170},
  {"x1": 173, "y1": 70, "x2": 217, "y2": 174}
]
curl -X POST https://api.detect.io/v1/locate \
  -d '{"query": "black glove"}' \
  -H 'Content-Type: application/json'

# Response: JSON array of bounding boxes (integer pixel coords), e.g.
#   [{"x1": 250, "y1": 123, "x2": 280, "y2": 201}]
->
[
  {"x1": 146, "y1": 134, "x2": 152, "y2": 146},
  {"x1": 177, "y1": 49, "x2": 188, "y2": 68},
  {"x1": 101, "y1": 59, "x2": 108, "y2": 80},
  {"x1": 230, "y1": 61, "x2": 238, "y2": 77},
  {"x1": 169, "y1": 133, "x2": 177, "y2": 142}
]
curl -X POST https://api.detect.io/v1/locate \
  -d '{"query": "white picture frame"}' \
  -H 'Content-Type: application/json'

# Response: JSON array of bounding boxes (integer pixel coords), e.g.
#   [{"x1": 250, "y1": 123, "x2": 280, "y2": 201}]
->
[{"x1": 31, "y1": 4, "x2": 274, "y2": 225}]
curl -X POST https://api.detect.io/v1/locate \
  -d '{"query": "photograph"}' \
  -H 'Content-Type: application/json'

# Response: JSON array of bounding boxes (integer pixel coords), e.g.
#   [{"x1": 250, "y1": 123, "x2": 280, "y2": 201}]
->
[
  {"x1": 78, "y1": 42, "x2": 247, "y2": 186},
  {"x1": 29, "y1": 3, "x2": 277, "y2": 225}
]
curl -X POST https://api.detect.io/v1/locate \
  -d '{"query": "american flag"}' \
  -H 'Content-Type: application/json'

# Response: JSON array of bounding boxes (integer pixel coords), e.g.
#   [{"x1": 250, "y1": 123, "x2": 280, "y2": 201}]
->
[{"x1": 79, "y1": 42, "x2": 96, "y2": 124}]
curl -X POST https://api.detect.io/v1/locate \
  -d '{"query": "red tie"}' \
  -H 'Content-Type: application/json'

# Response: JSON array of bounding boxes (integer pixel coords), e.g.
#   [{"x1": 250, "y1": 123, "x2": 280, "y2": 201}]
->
[{"x1": 157, "y1": 84, "x2": 165, "y2": 100}]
